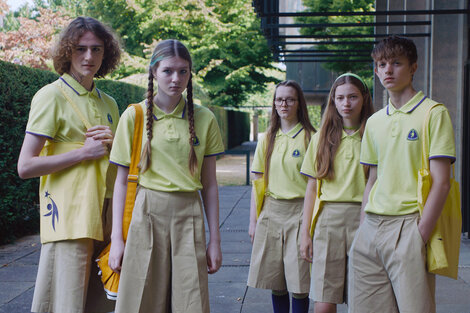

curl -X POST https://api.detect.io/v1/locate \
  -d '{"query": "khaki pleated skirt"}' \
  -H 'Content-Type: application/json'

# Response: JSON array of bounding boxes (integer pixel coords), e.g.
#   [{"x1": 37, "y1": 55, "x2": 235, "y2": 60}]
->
[
  {"x1": 310, "y1": 202, "x2": 361, "y2": 304},
  {"x1": 247, "y1": 197, "x2": 310, "y2": 294},
  {"x1": 31, "y1": 199, "x2": 114, "y2": 313},
  {"x1": 115, "y1": 187, "x2": 209, "y2": 313}
]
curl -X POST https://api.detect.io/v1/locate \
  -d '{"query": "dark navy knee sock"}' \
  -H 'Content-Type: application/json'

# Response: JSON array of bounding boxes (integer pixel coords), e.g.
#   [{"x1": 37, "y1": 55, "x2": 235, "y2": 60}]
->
[
  {"x1": 271, "y1": 293, "x2": 290, "y2": 313},
  {"x1": 291, "y1": 296, "x2": 309, "y2": 313}
]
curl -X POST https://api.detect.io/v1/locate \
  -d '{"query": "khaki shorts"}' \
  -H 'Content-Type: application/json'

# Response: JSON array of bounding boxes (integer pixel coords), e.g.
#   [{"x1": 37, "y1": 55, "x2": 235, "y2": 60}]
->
[
  {"x1": 348, "y1": 213, "x2": 436, "y2": 313},
  {"x1": 32, "y1": 199, "x2": 114, "y2": 313},
  {"x1": 247, "y1": 197, "x2": 310, "y2": 294},
  {"x1": 115, "y1": 187, "x2": 209, "y2": 313},
  {"x1": 310, "y1": 202, "x2": 360, "y2": 304}
]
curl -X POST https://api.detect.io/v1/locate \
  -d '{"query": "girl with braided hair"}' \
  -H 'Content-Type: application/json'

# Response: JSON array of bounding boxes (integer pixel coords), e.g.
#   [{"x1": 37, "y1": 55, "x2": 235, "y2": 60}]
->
[{"x1": 108, "y1": 39, "x2": 224, "y2": 313}]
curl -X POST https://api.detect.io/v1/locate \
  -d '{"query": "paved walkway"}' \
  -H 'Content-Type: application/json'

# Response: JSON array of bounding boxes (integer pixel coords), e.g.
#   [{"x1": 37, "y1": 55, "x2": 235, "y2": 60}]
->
[{"x1": 1, "y1": 185, "x2": 470, "y2": 312}]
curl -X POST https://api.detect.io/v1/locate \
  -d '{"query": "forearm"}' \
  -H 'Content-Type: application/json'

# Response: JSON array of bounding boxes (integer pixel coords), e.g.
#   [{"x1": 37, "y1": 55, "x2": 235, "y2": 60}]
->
[
  {"x1": 418, "y1": 158, "x2": 451, "y2": 242},
  {"x1": 111, "y1": 166, "x2": 129, "y2": 242},
  {"x1": 301, "y1": 178, "x2": 316, "y2": 236},
  {"x1": 18, "y1": 133, "x2": 107, "y2": 179},
  {"x1": 360, "y1": 166, "x2": 377, "y2": 223},
  {"x1": 18, "y1": 149, "x2": 87, "y2": 179},
  {"x1": 249, "y1": 173, "x2": 263, "y2": 225},
  {"x1": 418, "y1": 182, "x2": 450, "y2": 241},
  {"x1": 200, "y1": 156, "x2": 221, "y2": 244},
  {"x1": 201, "y1": 182, "x2": 221, "y2": 244}
]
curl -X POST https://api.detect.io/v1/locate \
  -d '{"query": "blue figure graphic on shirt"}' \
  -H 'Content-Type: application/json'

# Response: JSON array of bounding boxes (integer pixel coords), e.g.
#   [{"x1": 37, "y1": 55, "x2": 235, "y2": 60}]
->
[{"x1": 44, "y1": 191, "x2": 59, "y2": 231}]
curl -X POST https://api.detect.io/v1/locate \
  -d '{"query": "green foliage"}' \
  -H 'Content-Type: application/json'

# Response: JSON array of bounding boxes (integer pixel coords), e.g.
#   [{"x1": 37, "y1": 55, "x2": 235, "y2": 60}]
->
[
  {"x1": 82, "y1": 0, "x2": 280, "y2": 107},
  {"x1": 0, "y1": 61, "x2": 56, "y2": 243},
  {"x1": 0, "y1": 61, "x2": 145, "y2": 244},
  {"x1": 308, "y1": 104, "x2": 322, "y2": 130},
  {"x1": 95, "y1": 80, "x2": 146, "y2": 113},
  {"x1": 227, "y1": 110, "x2": 251, "y2": 148},
  {"x1": 207, "y1": 105, "x2": 228, "y2": 149},
  {"x1": 298, "y1": 0, "x2": 375, "y2": 79}
]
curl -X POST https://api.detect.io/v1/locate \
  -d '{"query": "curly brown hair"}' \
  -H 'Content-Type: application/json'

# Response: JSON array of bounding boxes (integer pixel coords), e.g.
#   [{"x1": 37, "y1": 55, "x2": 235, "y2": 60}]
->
[{"x1": 52, "y1": 16, "x2": 121, "y2": 77}]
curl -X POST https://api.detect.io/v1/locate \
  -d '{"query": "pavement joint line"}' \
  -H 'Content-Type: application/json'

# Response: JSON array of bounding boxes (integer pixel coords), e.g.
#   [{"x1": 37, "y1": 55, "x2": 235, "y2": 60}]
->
[
  {"x1": 3, "y1": 285, "x2": 34, "y2": 305},
  {"x1": 0, "y1": 248, "x2": 40, "y2": 268},
  {"x1": 239, "y1": 285, "x2": 250, "y2": 313},
  {"x1": 219, "y1": 187, "x2": 250, "y2": 229}
]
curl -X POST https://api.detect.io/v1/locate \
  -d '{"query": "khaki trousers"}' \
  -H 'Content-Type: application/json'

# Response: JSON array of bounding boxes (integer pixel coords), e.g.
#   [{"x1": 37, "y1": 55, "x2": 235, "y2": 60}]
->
[
  {"x1": 247, "y1": 197, "x2": 310, "y2": 294},
  {"x1": 31, "y1": 199, "x2": 114, "y2": 313},
  {"x1": 115, "y1": 187, "x2": 209, "y2": 313},
  {"x1": 348, "y1": 213, "x2": 435, "y2": 313},
  {"x1": 310, "y1": 202, "x2": 361, "y2": 304}
]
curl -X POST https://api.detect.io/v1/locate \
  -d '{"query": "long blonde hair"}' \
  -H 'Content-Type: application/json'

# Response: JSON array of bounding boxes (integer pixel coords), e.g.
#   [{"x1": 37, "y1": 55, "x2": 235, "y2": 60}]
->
[
  {"x1": 264, "y1": 80, "x2": 316, "y2": 185},
  {"x1": 315, "y1": 74, "x2": 373, "y2": 180},
  {"x1": 139, "y1": 39, "x2": 197, "y2": 175}
]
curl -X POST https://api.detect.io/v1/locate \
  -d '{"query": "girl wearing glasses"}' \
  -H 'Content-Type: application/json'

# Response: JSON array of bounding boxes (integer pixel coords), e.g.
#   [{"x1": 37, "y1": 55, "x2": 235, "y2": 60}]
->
[
  {"x1": 248, "y1": 80, "x2": 316, "y2": 313},
  {"x1": 299, "y1": 73, "x2": 373, "y2": 313}
]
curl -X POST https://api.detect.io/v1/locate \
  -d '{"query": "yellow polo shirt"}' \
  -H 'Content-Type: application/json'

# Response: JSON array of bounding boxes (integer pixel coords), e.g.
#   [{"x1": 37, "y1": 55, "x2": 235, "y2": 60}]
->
[
  {"x1": 361, "y1": 91, "x2": 456, "y2": 215},
  {"x1": 26, "y1": 74, "x2": 120, "y2": 243},
  {"x1": 301, "y1": 130, "x2": 365, "y2": 202},
  {"x1": 252, "y1": 123, "x2": 312, "y2": 199},
  {"x1": 110, "y1": 98, "x2": 224, "y2": 192}
]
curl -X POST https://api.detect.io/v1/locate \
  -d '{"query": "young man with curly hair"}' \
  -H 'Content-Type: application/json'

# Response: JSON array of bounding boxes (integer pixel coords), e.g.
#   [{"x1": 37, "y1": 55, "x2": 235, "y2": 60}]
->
[{"x1": 17, "y1": 16, "x2": 121, "y2": 313}]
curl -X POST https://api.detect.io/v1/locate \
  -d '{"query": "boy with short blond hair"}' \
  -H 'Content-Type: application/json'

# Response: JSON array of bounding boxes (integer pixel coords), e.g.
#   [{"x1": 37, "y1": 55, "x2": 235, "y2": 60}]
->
[{"x1": 348, "y1": 36, "x2": 455, "y2": 313}]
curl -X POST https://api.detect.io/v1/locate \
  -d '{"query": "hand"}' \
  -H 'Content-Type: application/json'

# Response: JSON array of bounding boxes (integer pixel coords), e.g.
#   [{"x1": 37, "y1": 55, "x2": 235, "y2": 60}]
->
[
  {"x1": 299, "y1": 231, "x2": 313, "y2": 263},
  {"x1": 417, "y1": 221, "x2": 431, "y2": 244},
  {"x1": 108, "y1": 238, "x2": 125, "y2": 274},
  {"x1": 206, "y1": 240, "x2": 222, "y2": 274},
  {"x1": 81, "y1": 136, "x2": 108, "y2": 160},
  {"x1": 86, "y1": 125, "x2": 114, "y2": 147},
  {"x1": 248, "y1": 220, "x2": 256, "y2": 244}
]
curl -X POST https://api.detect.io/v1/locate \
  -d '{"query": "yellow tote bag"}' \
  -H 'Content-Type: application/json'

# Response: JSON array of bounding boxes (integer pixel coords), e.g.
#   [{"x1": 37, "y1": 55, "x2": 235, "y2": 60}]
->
[
  {"x1": 96, "y1": 103, "x2": 144, "y2": 299},
  {"x1": 309, "y1": 179, "x2": 323, "y2": 237},
  {"x1": 253, "y1": 177, "x2": 265, "y2": 218},
  {"x1": 418, "y1": 103, "x2": 461, "y2": 279}
]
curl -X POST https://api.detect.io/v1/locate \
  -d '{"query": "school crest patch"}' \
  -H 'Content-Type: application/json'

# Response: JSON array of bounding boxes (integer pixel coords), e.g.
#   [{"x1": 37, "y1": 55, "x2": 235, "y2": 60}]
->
[
  {"x1": 107, "y1": 113, "x2": 113, "y2": 124},
  {"x1": 292, "y1": 149, "x2": 300, "y2": 157},
  {"x1": 407, "y1": 129, "x2": 418, "y2": 141}
]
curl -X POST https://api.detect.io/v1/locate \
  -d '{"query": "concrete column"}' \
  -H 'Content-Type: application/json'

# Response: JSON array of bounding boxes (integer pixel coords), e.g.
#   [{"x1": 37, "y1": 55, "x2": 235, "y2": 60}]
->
[{"x1": 430, "y1": 0, "x2": 466, "y2": 182}]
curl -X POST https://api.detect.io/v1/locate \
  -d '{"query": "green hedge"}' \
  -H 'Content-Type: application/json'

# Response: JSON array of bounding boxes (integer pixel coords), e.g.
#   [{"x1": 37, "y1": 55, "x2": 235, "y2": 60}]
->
[
  {"x1": 227, "y1": 110, "x2": 250, "y2": 148},
  {"x1": 0, "y1": 61, "x2": 145, "y2": 244}
]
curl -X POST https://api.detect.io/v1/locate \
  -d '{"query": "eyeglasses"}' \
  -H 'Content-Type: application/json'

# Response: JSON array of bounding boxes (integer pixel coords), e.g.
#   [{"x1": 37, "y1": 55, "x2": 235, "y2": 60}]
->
[{"x1": 274, "y1": 98, "x2": 297, "y2": 106}]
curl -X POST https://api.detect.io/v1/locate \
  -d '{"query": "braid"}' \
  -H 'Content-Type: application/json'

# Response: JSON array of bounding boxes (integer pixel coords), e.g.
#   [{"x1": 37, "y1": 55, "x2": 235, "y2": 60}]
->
[
  {"x1": 187, "y1": 74, "x2": 198, "y2": 175},
  {"x1": 139, "y1": 70, "x2": 155, "y2": 172}
]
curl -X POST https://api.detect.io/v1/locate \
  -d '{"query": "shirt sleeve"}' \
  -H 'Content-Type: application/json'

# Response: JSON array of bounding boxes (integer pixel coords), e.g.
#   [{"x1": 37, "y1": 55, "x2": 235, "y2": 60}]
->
[
  {"x1": 109, "y1": 105, "x2": 136, "y2": 167},
  {"x1": 300, "y1": 132, "x2": 319, "y2": 178},
  {"x1": 251, "y1": 136, "x2": 266, "y2": 174},
  {"x1": 204, "y1": 114, "x2": 225, "y2": 156},
  {"x1": 26, "y1": 84, "x2": 62, "y2": 139},
  {"x1": 360, "y1": 119, "x2": 378, "y2": 166},
  {"x1": 428, "y1": 106, "x2": 456, "y2": 161}
]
